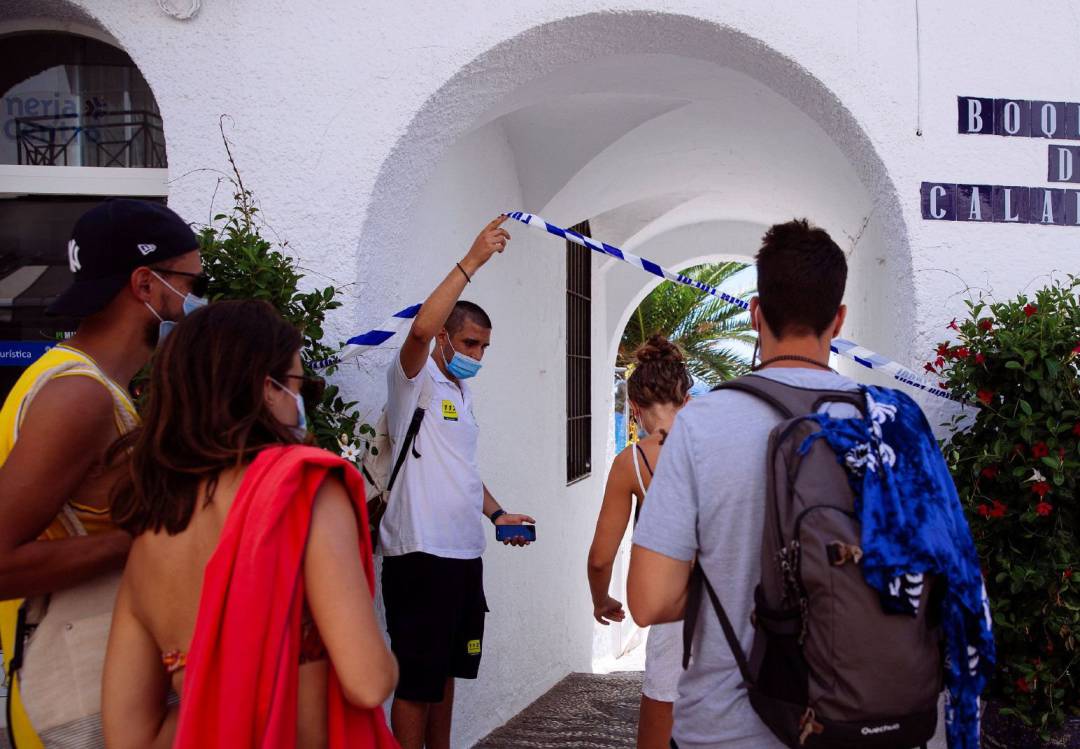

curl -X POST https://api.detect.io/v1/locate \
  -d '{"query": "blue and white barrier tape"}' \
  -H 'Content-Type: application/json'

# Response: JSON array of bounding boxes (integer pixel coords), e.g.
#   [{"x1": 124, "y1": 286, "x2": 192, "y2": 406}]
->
[
  {"x1": 311, "y1": 303, "x2": 420, "y2": 369},
  {"x1": 506, "y1": 212, "x2": 956, "y2": 402},
  {"x1": 314, "y1": 211, "x2": 956, "y2": 403}
]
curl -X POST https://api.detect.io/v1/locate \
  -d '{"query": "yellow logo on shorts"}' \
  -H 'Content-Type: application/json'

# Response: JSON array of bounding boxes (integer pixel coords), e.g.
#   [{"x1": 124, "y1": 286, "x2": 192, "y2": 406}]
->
[
  {"x1": 466, "y1": 639, "x2": 481, "y2": 655},
  {"x1": 442, "y1": 400, "x2": 459, "y2": 421}
]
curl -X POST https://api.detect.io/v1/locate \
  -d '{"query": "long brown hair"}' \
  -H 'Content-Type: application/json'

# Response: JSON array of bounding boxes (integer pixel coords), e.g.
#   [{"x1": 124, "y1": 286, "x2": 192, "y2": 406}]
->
[
  {"x1": 111, "y1": 299, "x2": 303, "y2": 535},
  {"x1": 627, "y1": 334, "x2": 692, "y2": 409}
]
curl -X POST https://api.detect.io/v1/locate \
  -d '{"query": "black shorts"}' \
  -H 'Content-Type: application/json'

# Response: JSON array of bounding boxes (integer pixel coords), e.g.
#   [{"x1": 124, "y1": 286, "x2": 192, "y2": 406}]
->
[{"x1": 382, "y1": 552, "x2": 487, "y2": 703}]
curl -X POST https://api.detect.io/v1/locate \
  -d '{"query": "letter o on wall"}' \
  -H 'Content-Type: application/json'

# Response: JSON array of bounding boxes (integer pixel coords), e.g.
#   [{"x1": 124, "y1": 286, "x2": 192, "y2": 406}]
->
[{"x1": 1004, "y1": 101, "x2": 1022, "y2": 134}]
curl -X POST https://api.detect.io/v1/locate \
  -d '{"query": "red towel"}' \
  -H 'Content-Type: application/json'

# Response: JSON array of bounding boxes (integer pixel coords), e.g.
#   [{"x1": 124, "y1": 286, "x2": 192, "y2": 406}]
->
[{"x1": 174, "y1": 445, "x2": 398, "y2": 748}]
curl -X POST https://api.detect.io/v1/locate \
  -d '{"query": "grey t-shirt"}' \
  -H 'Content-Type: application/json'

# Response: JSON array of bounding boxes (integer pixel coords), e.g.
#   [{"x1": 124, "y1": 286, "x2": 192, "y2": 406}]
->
[{"x1": 633, "y1": 368, "x2": 859, "y2": 749}]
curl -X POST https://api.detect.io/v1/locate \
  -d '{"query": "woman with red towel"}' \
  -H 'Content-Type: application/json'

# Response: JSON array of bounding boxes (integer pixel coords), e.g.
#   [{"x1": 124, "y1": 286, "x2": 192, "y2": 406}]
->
[{"x1": 101, "y1": 299, "x2": 398, "y2": 748}]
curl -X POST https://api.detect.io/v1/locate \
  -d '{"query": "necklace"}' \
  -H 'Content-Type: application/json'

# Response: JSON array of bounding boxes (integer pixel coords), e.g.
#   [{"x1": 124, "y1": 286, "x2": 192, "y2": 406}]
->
[{"x1": 753, "y1": 354, "x2": 834, "y2": 372}]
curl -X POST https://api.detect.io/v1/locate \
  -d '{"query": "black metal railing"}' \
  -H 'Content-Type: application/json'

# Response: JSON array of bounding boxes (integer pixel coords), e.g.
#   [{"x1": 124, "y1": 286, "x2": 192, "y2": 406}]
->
[{"x1": 15, "y1": 110, "x2": 167, "y2": 168}]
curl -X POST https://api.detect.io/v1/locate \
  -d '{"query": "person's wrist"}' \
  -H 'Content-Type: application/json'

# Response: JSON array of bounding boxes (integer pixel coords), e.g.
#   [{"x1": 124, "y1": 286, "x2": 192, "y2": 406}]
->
[
  {"x1": 459, "y1": 256, "x2": 482, "y2": 277},
  {"x1": 488, "y1": 508, "x2": 507, "y2": 525}
]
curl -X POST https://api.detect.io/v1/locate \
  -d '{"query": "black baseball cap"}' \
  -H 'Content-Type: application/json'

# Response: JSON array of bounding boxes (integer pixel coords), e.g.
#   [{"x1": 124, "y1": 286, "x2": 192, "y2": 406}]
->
[{"x1": 46, "y1": 199, "x2": 200, "y2": 317}]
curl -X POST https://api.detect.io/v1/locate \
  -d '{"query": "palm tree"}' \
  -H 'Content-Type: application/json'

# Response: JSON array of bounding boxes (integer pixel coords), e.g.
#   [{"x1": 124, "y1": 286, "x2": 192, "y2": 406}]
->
[{"x1": 618, "y1": 261, "x2": 755, "y2": 385}]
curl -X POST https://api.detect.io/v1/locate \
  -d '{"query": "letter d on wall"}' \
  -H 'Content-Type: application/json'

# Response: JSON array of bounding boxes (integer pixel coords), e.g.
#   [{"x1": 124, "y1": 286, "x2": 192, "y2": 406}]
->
[{"x1": 1049, "y1": 145, "x2": 1080, "y2": 183}]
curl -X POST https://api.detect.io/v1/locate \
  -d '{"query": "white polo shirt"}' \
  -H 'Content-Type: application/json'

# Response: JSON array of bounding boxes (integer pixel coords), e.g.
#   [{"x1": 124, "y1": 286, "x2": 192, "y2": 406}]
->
[{"x1": 378, "y1": 355, "x2": 486, "y2": 559}]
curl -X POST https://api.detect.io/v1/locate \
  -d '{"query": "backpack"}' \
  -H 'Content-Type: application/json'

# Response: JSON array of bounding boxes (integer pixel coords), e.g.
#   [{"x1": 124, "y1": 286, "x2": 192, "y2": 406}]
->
[
  {"x1": 361, "y1": 374, "x2": 433, "y2": 549},
  {"x1": 683, "y1": 375, "x2": 943, "y2": 749}
]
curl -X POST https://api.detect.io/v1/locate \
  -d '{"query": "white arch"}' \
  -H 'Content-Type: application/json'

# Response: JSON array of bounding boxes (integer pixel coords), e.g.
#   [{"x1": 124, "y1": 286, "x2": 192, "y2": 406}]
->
[{"x1": 358, "y1": 10, "x2": 914, "y2": 353}]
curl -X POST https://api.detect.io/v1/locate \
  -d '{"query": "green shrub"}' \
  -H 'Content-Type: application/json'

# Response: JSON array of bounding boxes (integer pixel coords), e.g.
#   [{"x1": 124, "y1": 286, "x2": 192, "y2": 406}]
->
[
  {"x1": 195, "y1": 137, "x2": 366, "y2": 464},
  {"x1": 933, "y1": 277, "x2": 1080, "y2": 735}
]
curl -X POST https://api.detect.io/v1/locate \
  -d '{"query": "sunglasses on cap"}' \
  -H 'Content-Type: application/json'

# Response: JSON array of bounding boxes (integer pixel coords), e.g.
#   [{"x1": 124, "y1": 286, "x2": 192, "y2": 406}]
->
[
  {"x1": 280, "y1": 373, "x2": 326, "y2": 403},
  {"x1": 152, "y1": 268, "x2": 210, "y2": 297}
]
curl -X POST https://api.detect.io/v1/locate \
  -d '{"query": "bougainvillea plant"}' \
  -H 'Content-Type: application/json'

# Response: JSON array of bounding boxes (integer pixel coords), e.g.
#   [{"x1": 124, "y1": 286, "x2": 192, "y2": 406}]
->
[{"x1": 932, "y1": 276, "x2": 1079, "y2": 736}]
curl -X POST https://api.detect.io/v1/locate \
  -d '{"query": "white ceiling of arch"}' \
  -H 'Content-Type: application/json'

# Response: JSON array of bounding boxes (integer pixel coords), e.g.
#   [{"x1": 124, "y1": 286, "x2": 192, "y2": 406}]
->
[{"x1": 466, "y1": 53, "x2": 873, "y2": 268}]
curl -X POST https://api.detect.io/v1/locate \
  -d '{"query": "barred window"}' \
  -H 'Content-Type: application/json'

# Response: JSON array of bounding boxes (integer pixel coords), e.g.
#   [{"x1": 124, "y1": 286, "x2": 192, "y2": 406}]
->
[{"x1": 566, "y1": 220, "x2": 592, "y2": 484}]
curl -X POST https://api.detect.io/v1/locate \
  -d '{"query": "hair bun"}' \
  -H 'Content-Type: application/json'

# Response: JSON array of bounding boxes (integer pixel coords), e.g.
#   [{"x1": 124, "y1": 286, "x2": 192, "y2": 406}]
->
[{"x1": 634, "y1": 334, "x2": 684, "y2": 364}]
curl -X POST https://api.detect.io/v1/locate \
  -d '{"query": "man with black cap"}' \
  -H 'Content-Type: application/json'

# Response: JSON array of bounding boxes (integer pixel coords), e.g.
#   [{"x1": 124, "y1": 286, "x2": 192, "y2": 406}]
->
[{"x1": 0, "y1": 199, "x2": 205, "y2": 746}]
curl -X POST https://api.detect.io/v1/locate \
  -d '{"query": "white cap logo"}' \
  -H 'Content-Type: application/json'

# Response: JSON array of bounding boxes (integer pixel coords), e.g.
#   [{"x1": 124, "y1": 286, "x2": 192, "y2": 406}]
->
[
  {"x1": 137, "y1": 243, "x2": 157, "y2": 256},
  {"x1": 67, "y1": 239, "x2": 81, "y2": 273}
]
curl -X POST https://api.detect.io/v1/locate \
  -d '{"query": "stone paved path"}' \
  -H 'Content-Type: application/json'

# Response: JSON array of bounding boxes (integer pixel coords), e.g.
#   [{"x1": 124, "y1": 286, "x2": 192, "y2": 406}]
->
[{"x1": 475, "y1": 672, "x2": 642, "y2": 749}]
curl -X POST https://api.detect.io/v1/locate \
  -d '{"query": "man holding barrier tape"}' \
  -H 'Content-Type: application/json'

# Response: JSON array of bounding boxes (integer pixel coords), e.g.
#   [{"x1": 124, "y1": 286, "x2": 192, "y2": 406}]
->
[{"x1": 379, "y1": 216, "x2": 536, "y2": 749}]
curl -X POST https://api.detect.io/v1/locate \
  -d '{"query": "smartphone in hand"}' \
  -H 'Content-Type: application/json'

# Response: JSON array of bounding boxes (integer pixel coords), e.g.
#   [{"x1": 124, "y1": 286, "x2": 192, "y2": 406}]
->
[{"x1": 495, "y1": 524, "x2": 536, "y2": 542}]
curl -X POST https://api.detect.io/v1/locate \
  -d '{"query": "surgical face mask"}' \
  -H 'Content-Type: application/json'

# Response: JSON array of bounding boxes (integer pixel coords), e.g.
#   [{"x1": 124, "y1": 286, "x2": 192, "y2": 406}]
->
[
  {"x1": 440, "y1": 336, "x2": 482, "y2": 380},
  {"x1": 152, "y1": 270, "x2": 208, "y2": 317},
  {"x1": 145, "y1": 271, "x2": 208, "y2": 343},
  {"x1": 270, "y1": 377, "x2": 307, "y2": 439}
]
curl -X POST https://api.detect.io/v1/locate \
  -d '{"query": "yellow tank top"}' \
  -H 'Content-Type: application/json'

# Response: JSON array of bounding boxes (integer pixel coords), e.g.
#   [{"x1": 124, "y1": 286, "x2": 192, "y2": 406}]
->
[{"x1": 0, "y1": 344, "x2": 138, "y2": 748}]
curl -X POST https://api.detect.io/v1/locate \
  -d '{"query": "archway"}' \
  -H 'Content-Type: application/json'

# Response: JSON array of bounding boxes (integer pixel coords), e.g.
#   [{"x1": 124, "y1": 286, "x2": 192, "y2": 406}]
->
[
  {"x1": 352, "y1": 11, "x2": 913, "y2": 746},
  {"x1": 0, "y1": 9, "x2": 169, "y2": 400}
]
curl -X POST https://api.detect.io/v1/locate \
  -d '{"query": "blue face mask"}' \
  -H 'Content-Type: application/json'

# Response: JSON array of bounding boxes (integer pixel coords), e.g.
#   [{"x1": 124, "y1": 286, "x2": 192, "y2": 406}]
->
[
  {"x1": 441, "y1": 336, "x2": 482, "y2": 380},
  {"x1": 146, "y1": 271, "x2": 209, "y2": 343},
  {"x1": 270, "y1": 377, "x2": 307, "y2": 438}
]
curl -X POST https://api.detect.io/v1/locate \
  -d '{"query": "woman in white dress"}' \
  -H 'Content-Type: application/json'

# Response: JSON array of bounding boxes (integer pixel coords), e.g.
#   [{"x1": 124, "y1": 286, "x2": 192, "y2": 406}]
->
[{"x1": 587, "y1": 335, "x2": 692, "y2": 749}]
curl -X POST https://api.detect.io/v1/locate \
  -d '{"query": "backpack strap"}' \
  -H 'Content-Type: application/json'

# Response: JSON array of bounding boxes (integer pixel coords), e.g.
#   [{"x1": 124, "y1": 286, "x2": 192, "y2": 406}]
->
[
  {"x1": 683, "y1": 563, "x2": 754, "y2": 685},
  {"x1": 714, "y1": 374, "x2": 866, "y2": 418},
  {"x1": 385, "y1": 373, "x2": 434, "y2": 494}
]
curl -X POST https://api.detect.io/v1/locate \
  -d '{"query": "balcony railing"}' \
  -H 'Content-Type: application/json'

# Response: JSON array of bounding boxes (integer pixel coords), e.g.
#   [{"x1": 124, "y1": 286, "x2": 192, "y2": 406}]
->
[{"x1": 14, "y1": 110, "x2": 167, "y2": 169}]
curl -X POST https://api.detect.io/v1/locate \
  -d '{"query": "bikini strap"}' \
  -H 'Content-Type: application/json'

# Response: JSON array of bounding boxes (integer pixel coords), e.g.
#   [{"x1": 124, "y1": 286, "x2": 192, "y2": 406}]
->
[{"x1": 631, "y1": 444, "x2": 649, "y2": 498}]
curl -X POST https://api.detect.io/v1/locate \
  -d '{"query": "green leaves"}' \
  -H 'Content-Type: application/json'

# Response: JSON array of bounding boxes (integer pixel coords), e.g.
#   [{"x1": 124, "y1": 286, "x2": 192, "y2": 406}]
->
[
  {"x1": 938, "y1": 275, "x2": 1080, "y2": 730},
  {"x1": 618, "y1": 261, "x2": 754, "y2": 384},
  {"x1": 198, "y1": 183, "x2": 368, "y2": 465}
]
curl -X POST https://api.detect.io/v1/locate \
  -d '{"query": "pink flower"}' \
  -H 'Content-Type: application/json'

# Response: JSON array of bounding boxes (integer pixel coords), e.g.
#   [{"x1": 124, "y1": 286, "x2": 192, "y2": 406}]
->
[
  {"x1": 936, "y1": 343, "x2": 950, "y2": 357},
  {"x1": 953, "y1": 346, "x2": 970, "y2": 359},
  {"x1": 1032, "y1": 481, "x2": 1051, "y2": 498},
  {"x1": 978, "y1": 318, "x2": 993, "y2": 332},
  {"x1": 1065, "y1": 568, "x2": 1074, "y2": 580},
  {"x1": 1031, "y1": 442, "x2": 1049, "y2": 459},
  {"x1": 1074, "y1": 423, "x2": 1080, "y2": 437},
  {"x1": 924, "y1": 362, "x2": 936, "y2": 373},
  {"x1": 975, "y1": 353, "x2": 986, "y2": 365},
  {"x1": 977, "y1": 504, "x2": 991, "y2": 518},
  {"x1": 989, "y1": 500, "x2": 1006, "y2": 518},
  {"x1": 1015, "y1": 677, "x2": 1031, "y2": 694},
  {"x1": 981, "y1": 465, "x2": 1000, "y2": 480},
  {"x1": 1024, "y1": 304, "x2": 1038, "y2": 317},
  {"x1": 977, "y1": 389, "x2": 994, "y2": 405},
  {"x1": 948, "y1": 318, "x2": 959, "y2": 331},
  {"x1": 1036, "y1": 502, "x2": 1053, "y2": 517}
]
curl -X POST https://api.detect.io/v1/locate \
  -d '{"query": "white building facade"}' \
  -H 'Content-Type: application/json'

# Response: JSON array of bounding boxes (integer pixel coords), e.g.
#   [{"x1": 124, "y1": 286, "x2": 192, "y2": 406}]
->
[{"x1": 1, "y1": 1, "x2": 1076, "y2": 745}]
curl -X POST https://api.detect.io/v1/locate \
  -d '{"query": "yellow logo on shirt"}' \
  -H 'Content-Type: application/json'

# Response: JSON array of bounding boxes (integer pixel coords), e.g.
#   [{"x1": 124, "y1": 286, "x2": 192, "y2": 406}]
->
[
  {"x1": 466, "y1": 639, "x2": 481, "y2": 655},
  {"x1": 442, "y1": 400, "x2": 459, "y2": 421}
]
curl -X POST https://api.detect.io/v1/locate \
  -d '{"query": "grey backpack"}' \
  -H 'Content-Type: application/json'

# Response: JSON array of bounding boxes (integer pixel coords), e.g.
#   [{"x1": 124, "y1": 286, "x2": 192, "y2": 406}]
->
[{"x1": 683, "y1": 375, "x2": 943, "y2": 748}]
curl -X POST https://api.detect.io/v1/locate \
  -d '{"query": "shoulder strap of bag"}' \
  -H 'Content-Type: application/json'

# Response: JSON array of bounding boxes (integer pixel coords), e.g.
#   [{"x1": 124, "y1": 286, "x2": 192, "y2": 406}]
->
[
  {"x1": 386, "y1": 373, "x2": 434, "y2": 494},
  {"x1": 683, "y1": 562, "x2": 753, "y2": 686},
  {"x1": 714, "y1": 374, "x2": 865, "y2": 418}
]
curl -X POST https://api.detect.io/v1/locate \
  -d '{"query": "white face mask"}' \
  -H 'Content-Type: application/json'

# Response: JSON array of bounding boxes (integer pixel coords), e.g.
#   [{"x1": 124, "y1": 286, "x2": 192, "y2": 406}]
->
[
  {"x1": 270, "y1": 377, "x2": 307, "y2": 439},
  {"x1": 145, "y1": 271, "x2": 208, "y2": 343}
]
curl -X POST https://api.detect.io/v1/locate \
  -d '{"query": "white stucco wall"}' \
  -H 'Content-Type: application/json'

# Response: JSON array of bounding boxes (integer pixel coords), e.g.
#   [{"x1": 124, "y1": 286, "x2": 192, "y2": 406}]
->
[{"x1": 3, "y1": 1, "x2": 1078, "y2": 745}]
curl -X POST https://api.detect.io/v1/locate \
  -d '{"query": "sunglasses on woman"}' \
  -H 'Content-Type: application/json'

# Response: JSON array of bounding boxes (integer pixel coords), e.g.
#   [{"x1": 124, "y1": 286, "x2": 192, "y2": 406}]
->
[{"x1": 280, "y1": 373, "x2": 326, "y2": 403}]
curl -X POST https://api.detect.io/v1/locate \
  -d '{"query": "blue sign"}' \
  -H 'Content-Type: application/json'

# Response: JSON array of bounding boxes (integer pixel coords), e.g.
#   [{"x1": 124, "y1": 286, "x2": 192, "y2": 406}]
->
[{"x1": 0, "y1": 341, "x2": 54, "y2": 367}]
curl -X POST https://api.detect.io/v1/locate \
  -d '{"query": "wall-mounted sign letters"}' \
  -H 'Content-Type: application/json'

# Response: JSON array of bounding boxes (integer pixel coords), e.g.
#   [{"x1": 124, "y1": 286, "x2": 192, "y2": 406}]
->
[
  {"x1": 924, "y1": 97, "x2": 1080, "y2": 226},
  {"x1": 921, "y1": 183, "x2": 1078, "y2": 225},
  {"x1": 958, "y1": 96, "x2": 1080, "y2": 139},
  {"x1": 0, "y1": 341, "x2": 54, "y2": 366}
]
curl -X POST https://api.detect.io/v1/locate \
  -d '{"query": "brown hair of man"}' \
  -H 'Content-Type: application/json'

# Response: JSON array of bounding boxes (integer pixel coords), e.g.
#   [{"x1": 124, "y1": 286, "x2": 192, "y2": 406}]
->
[
  {"x1": 755, "y1": 219, "x2": 847, "y2": 338},
  {"x1": 111, "y1": 299, "x2": 304, "y2": 536},
  {"x1": 445, "y1": 300, "x2": 492, "y2": 334}
]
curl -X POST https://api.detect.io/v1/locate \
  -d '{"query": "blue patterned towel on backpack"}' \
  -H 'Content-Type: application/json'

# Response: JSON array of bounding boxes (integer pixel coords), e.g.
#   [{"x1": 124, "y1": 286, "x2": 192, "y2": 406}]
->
[{"x1": 800, "y1": 386, "x2": 994, "y2": 749}]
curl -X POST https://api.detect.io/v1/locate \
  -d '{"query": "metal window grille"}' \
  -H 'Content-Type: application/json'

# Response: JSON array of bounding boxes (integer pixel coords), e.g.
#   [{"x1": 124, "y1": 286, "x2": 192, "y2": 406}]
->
[{"x1": 566, "y1": 220, "x2": 592, "y2": 484}]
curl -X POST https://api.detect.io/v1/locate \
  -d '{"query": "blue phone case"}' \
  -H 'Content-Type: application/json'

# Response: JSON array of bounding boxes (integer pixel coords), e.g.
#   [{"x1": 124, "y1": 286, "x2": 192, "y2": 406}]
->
[{"x1": 495, "y1": 524, "x2": 536, "y2": 542}]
